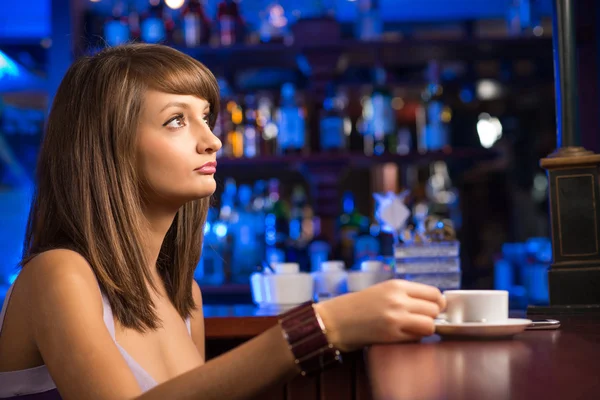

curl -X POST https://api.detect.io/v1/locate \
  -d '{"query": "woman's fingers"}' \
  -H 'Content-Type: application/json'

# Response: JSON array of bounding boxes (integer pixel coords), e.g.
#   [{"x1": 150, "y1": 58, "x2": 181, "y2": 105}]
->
[
  {"x1": 406, "y1": 297, "x2": 441, "y2": 319},
  {"x1": 397, "y1": 313, "x2": 436, "y2": 337},
  {"x1": 401, "y1": 281, "x2": 445, "y2": 308}
]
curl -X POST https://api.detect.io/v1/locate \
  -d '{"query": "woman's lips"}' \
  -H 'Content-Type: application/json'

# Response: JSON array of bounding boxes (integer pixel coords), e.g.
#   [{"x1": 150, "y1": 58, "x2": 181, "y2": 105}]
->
[{"x1": 195, "y1": 161, "x2": 217, "y2": 174}]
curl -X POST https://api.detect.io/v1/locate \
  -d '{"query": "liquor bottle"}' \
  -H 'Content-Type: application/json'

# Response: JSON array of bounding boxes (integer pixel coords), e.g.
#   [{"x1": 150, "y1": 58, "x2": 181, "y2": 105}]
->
[
  {"x1": 370, "y1": 67, "x2": 396, "y2": 155},
  {"x1": 276, "y1": 83, "x2": 307, "y2": 155},
  {"x1": 195, "y1": 208, "x2": 226, "y2": 285},
  {"x1": 141, "y1": 0, "x2": 167, "y2": 44},
  {"x1": 230, "y1": 184, "x2": 262, "y2": 283},
  {"x1": 355, "y1": 0, "x2": 382, "y2": 41},
  {"x1": 214, "y1": 178, "x2": 237, "y2": 281},
  {"x1": 347, "y1": 89, "x2": 365, "y2": 154},
  {"x1": 319, "y1": 83, "x2": 347, "y2": 152},
  {"x1": 224, "y1": 99, "x2": 244, "y2": 158},
  {"x1": 251, "y1": 180, "x2": 268, "y2": 242},
  {"x1": 181, "y1": 0, "x2": 211, "y2": 47},
  {"x1": 264, "y1": 179, "x2": 289, "y2": 265},
  {"x1": 257, "y1": 94, "x2": 278, "y2": 156},
  {"x1": 242, "y1": 94, "x2": 259, "y2": 158},
  {"x1": 216, "y1": 0, "x2": 243, "y2": 46},
  {"x1": 259, "y1": 1, "x2": 290, "y2": 44},
  {"x1": 338, "y1": 191, "x2": 368, "y2": 267},
  {"x1": 418, "y1": 61, "x2": 449, "y2": 152},
  {"x1": 104, "y1": 0, "x2": 130, "y2": 47}
]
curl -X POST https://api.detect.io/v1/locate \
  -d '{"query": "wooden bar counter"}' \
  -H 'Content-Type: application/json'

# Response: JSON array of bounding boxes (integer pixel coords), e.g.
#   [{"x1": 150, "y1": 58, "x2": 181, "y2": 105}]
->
[
  {"x1": 203, "y1": 305, "x2": 372, "y2": 399},
  {"x1": 204, "y1": 306, "x2": 600, "y2": 400}
]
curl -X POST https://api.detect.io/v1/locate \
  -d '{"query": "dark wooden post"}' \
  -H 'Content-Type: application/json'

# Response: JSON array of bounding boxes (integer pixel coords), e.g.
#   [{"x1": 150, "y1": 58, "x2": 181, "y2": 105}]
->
[{"x1": 530, "y1": 0, "x2": 600, "y2": 316}]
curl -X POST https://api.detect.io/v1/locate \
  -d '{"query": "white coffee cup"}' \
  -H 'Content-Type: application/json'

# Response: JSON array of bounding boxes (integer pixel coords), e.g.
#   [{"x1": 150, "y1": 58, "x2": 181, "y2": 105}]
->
[
  {"x1": 443, "y1": 290, "x2": 509, "y2": 324},
  {"x1": 263, "y1": 272, "x2": 314, "y2": 305},
  {"x1": 272, "y1": 262, "x2": 300, "y2": 274}
]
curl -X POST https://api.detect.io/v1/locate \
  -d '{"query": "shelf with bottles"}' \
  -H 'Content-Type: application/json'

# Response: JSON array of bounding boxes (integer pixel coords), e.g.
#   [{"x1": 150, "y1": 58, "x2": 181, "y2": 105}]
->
[
  {"x1": 215, "y1": 148, "x2": 497, "y2": 170},
  {"x1": 210, "y1": 61, "x2": 501, "y2": 175},
  {"x1": 194, "y1": 174, "x2": 392, "y2": 288},
  {"x1": 83, "y1": 0, "x2": 552, "y2": 72}
]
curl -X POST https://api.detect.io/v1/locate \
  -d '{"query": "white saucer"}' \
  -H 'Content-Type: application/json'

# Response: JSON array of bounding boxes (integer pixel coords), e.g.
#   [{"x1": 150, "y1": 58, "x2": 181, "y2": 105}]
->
[{"x1": 435, "y1": 318, "x2": 532, "y2": 338}]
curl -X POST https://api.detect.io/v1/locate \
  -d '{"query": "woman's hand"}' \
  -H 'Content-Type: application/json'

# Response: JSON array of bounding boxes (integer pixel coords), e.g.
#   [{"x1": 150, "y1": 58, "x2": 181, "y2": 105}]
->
[{"x1": 314, "y1": 280, "x2": 446, "y2": 352}]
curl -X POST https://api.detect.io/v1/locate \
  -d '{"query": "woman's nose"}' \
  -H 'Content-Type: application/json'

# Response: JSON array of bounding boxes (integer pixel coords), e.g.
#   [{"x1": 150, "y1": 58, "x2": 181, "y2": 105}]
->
[{"x1": 197, "y1": 124, "x2": 222, "y2": 154}]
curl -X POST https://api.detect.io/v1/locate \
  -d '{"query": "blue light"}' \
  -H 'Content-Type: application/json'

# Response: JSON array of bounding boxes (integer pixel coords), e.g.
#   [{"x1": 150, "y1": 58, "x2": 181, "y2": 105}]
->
[
  {"x1": 459, "y1": 88, "x2": 474, "y2": 103},
  {"x1": 0, "y1": 188, "x2": 32, "y2": 286},
  {"x1": 214, "y1": 222, "x2": 228, "y2": 238},
  {"x1": 289, "y1": 219, "x2": 301, "y2": 240},
  {"x1": 8, "y1": 272, "x2": 19, "y2": 285},
  {"x1": 265, "y1": 228, "x2": 276, "y2": 246},
  {"x1": 265, "y1": 213, "x2": 276, "y2": 226},
  {"x1": 0, "y1": 51, "x2": 20, "y2": 80},
  {"x1": 204, "y1": 221, "x2": 211, "y2": 235},
  {"x1": 369, "y1": 223, "x2": 381, "y2": 237},
  {"x1": 342, "y1": 192, "x2": 355, "y2": 213},
  {"x1": 0, "y1": 0, "x2": 50, "y2": 38}
]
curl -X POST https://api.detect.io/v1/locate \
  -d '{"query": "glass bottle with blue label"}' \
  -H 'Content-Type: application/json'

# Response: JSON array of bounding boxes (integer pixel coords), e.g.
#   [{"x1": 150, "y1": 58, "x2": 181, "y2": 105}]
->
[
  {"x1": 419, "y1": 61, "x2": 449, "y2": 151},
  {"x1": 370, "y1": 67, "x2": 395, "y2": 155},
  {"x1": 230, "y1": 184, "x2": 262, "y2": 283},
  {"x1": 276, "y1": 83, "x2": 306, "y2": 155},
  {"x1": 320, "y1": 83, "x2": 347, "y2": 152}
]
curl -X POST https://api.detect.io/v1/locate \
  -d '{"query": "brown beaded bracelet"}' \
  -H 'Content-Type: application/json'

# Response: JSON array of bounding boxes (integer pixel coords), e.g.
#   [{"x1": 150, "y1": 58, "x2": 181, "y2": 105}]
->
[{"x1": 278, "y1": 301, "x2": 343, "y2": 377}]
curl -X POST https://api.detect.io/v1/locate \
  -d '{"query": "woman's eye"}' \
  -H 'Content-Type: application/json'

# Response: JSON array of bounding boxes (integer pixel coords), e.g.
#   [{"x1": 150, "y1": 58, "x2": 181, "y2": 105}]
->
[
  {"x1": 164, "y1": 115, "x2": 186, "y2": 129},
  {"x1": 202, "y1": 114, "x2": 210, "y2": 124}
]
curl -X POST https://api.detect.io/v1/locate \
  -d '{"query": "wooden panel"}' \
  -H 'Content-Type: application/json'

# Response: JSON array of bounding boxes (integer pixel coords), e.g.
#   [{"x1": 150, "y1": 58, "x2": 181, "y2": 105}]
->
[
  {"x1": 320, "y1": 359, "x2": 353, "y2": 400},
  {"x1": 286, "y1": 375, "x2": 319, "y2": 400},
  {"x1": 205, "y1": 315, "x2": 277, "y2": 339},
  {"x1": 354, "y1": 351, "x2": 373, "y2": 400}
]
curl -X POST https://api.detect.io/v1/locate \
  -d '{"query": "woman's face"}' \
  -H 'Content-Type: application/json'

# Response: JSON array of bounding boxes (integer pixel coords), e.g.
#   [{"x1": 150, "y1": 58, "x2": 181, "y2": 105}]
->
[{"x1": 136, "y1": 90, "x2": 222, "y2": 207}]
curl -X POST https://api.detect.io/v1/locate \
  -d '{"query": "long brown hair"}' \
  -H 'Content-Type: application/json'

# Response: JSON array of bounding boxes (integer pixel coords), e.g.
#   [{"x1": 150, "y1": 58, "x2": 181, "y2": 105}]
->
[{"x1": 22, "y1": 44, "x2": 220, "y2": 331}]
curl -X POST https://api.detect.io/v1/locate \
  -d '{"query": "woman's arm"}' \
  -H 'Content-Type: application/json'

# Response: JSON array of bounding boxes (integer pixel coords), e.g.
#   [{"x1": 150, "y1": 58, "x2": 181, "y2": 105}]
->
[
  {"x1": 26, "y1": 249, "x2": 444, "y2": 400},
  {"x1": 189, "y1": 281, "x2": 205, "y2": 361},
  {"x1": 25, "y1": 249, "x2": 298, "y2": 400},
  {"x1": 140, "y1": 324, "x2": 297, "y2": 400}
]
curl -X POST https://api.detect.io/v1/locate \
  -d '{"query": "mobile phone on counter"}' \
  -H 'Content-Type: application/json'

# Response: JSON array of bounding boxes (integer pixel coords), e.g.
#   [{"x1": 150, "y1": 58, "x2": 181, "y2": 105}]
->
[{"x1": 526, "y1": 319, "x2": 561, "y2": 330}]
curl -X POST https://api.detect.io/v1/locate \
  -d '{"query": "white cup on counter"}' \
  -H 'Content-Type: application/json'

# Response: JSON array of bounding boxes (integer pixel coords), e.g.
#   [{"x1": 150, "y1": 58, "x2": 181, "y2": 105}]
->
[
  {"x1": 347, "y1": 260, "x2": 392, "y2": 292},
  {"x1": 443, "y1": 290, "x2": 509, "y2": 324},
  {"x1": 250, "y1": 262, "x2": 314, "y2": 307}
]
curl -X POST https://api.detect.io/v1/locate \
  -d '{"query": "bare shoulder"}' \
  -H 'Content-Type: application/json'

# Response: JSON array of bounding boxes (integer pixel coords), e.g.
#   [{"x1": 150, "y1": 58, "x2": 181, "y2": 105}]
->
[
  {"x1": 17, "y1": 249, "x2": 141, "y2": 399},
  {"x1": 189, "y1": 279, "x2": 205, "y2": 359},
  {"x1": 21, "y1": 248, "x2": 96, "y2": 280},
  {"x1": 19, "y1": 248, "x2": 104, "y2": 318}
]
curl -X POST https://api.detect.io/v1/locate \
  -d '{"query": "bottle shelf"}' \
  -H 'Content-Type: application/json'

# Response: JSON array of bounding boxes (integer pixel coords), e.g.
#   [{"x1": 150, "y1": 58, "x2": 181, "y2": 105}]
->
[
  {"x1": 175, "y1": 37, "x2": 552, "y2": 72},
  {"x1": 216, "y1": 147, "x2": 498, "y2": 170}
]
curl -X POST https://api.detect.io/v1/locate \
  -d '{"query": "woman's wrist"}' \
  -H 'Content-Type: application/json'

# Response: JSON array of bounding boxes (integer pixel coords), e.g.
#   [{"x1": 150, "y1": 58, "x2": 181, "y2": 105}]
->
[
  {"x1": 312, "y1": 302, "x2": 343, "y2": 351},
  {"x1": 278, "y1": 301, "x2": 343, "y2": 376}
]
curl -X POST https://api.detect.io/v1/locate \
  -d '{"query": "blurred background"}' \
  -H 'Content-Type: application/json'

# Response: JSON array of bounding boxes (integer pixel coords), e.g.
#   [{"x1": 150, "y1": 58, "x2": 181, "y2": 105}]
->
[{"x1": 0, "y1": 0, "x2": 568, "y2": 308}]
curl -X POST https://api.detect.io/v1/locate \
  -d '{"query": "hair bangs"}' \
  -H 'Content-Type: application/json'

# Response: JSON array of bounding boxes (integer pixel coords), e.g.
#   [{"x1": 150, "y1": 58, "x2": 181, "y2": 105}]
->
[{"x1": 131, "y1": 48, "x2": 220, "y2": 128}]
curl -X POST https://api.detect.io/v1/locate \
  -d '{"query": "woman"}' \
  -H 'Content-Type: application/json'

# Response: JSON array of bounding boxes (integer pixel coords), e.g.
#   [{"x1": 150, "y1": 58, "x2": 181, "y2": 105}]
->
[{"x1": 0, "y1": 44, "x2": 445, "y2": 400}]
